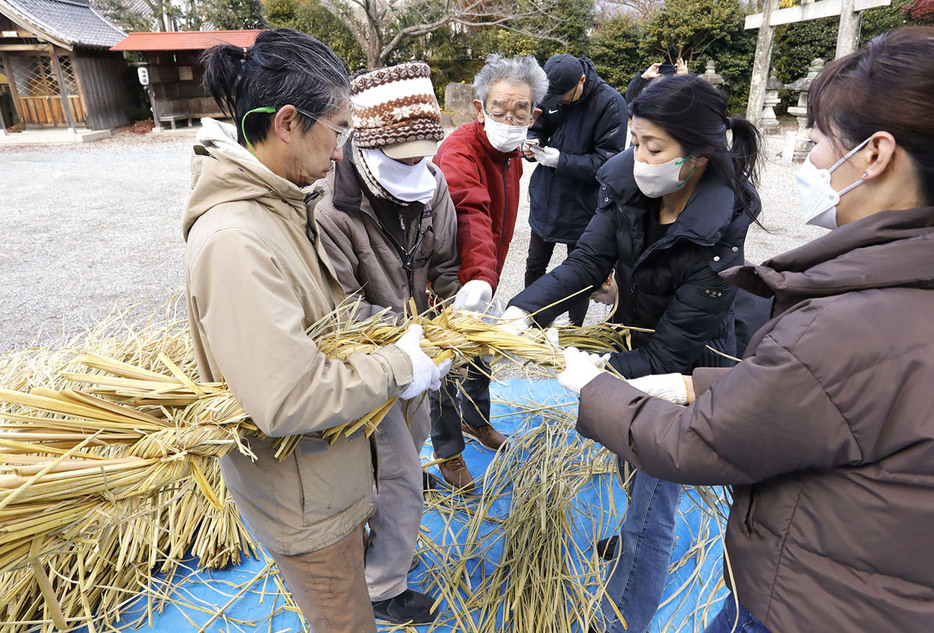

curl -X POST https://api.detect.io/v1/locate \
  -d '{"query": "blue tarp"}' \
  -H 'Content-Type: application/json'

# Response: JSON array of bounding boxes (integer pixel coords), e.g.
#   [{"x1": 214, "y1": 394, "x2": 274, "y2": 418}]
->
[{"x1": 113, "y1": 379, "x2": 728, "y2": 632}]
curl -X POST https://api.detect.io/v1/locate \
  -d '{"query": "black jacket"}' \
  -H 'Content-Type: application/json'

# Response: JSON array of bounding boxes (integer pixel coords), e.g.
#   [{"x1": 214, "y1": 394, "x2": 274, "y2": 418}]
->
[
  {"x1": 624, "y1": 71, "x2": 651, "y2": 104},
  {"x1": 510, "y1": 148, "x2": 760, "y2": 378},
  {"x1": 527, "y1": 58, "x2": 628, "y2": 244}
]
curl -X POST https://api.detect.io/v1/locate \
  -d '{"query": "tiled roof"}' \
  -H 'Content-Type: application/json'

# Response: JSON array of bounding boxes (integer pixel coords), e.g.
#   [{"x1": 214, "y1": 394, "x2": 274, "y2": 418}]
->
[
  {"x1": 0, "y1": 0, "x2": 126, "y2": 49},
  {"x1": 111, "y1": 29, "x2": 263, "y2": 52}
]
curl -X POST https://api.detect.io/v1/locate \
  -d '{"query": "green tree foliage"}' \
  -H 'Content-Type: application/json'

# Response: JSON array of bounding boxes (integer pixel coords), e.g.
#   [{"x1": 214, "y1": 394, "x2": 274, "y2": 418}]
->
[
  {"x1": 540, "y1": 0, "x2": 595, "y2": 58},
  {"x1": 862, "y1": 0, "x2": 919, "y2": 41},
  {"x1": 394, "y1": 25, "x2": 480, "y2": 103},
  {"x1": 590, "y1": 13, "x2": 644, "y2": 92},
  {"x1": 772, "y1": 0, "x2": 926, "y2": 115},
  {"x1": 263, "y1": 0, "x2": 365, "y2": 70},
  {"x1": 773, "y1": 17, "x2": 836, "y2": 86},
  {"x1": 206, "y1": 0, "x2": 265, "y2": 29},
  {"x1": 93, "y1": 0, "x2": 155, "y2": 32},
  {"x1": 642, "y1": 0, "x2": 755, "y2": 113},
  {"x1": 642, "y1": 0, "x2": 744, "y2": 63}
]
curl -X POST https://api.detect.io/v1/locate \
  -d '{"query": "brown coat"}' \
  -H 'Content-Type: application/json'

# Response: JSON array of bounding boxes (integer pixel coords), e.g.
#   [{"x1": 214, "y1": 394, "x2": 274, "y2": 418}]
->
[
  {"x1": 577, "y1": 206, "x2": 934, "y2": 632},
  {"x1": 183, "y1": 119, "x2": 413, "y2": 555},
  {"x1": 315, "y1": 148, "x2": 460, "y2": 321}
]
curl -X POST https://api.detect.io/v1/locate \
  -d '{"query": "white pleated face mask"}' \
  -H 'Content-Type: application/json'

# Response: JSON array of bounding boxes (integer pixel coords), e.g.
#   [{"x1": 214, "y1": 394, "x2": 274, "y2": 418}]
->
[
  {"x1": 632, "y1": 154, "x2": 694, "y2": 198},
  {"x1": 361, "y1": 148, "x2": 436, "y2": 204},
  {"x1": 482, "y1": 115, "x2": 529, "y2": 153},
  {"x1": 795, "y1": 136, "x2": 871, "y2": 230}
]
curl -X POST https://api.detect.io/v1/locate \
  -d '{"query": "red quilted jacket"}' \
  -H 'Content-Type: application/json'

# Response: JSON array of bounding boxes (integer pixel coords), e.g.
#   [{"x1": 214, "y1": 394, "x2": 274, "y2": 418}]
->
[{"x1": 433, "y1": 119, "x2": 523, "y2": 291}]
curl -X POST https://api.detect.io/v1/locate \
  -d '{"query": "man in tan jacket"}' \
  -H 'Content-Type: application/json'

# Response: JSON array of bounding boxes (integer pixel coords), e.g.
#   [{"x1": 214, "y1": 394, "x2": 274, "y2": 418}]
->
[
  {"x1": 184, "y1": 31, "x2": 448, "y2": 633},
  {"x1": 315, "y1": 61, "x2": 458, "y2": 625}
]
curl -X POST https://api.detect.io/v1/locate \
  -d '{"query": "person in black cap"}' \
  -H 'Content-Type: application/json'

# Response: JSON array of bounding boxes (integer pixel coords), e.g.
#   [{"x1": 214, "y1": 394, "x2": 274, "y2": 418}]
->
[{"x1": 521, "y1": 53, "x2": 627, "y2": 326}]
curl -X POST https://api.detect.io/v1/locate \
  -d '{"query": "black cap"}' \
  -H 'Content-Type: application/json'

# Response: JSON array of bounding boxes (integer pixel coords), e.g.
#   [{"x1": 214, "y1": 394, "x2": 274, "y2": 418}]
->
[{"x1": 541, "y1": 54, "x2": 584, "y2": 110}]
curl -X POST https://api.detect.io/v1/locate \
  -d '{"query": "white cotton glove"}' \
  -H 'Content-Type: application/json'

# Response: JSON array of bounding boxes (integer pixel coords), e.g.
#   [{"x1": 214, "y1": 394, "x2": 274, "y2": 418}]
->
[
  {"x1": 453, "y1": 279, "x2": 493, "y2": 312},
  {"x1": 529, "y1": 144, "x2": 560, "y2": 169},
  {"x1": 556, "y1": 347, "x2": 607, "y2": 397},
  {"x1": 498, "y1": 305, "x2": 532, "y2": 336},
  {"x1": 395, "y1": 324, "x2": 452, "y2": 400},
  {"x1": 627, "y1": 373, "x2": 689, "y2": 405}
]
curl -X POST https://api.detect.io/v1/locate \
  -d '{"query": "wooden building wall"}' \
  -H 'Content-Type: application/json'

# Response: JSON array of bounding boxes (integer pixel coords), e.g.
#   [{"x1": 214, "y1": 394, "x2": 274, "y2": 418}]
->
[
  {"x1": 145, "y1": 51, "x2": 224, "y2": 122},
  {"x1": 74, "y1": 50, "x2": 132, "y2": 130}
]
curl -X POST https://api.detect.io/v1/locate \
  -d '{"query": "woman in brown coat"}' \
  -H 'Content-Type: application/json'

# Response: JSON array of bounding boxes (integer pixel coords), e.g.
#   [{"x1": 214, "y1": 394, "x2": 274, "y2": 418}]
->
[{"x1": 560, "y1": 27, "x2": 934, "y2": 633}]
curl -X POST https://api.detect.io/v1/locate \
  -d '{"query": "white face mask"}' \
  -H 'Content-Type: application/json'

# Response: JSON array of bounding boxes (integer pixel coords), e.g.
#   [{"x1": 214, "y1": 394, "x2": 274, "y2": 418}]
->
[
  {"x1": 360, "y1": 148, "x2": 436, "y2": 204},
  {"x1": 795, "y1": 136, "x2": 871, "y2": 230},
  {"x1": 482, "y1": 114, "x2": 529, "y2": 153},
  {"x1": 632, "y1": 154, "x2": 694, "y2": 198}
]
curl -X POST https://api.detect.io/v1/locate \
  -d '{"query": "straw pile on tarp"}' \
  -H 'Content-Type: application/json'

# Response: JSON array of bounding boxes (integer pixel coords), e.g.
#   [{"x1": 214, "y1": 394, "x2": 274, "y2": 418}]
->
[
  {"x1": 0, "y1": 303, "x2": 633, "y2": 632},
  {"x1": 415, "y1": 402, "x2": 730, "y2": 633}
]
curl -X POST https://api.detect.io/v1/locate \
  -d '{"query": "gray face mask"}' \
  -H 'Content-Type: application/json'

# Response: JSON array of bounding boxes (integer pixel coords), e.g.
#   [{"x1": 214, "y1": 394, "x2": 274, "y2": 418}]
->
[{"x1": 795, "y1": 136, "x2": 871, "y2": 230}]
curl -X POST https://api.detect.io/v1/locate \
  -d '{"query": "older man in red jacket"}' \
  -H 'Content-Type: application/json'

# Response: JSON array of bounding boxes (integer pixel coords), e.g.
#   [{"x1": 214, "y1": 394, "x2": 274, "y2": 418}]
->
[{"x1": 429, "y1": 54, "x2": 548, "y2": 488}]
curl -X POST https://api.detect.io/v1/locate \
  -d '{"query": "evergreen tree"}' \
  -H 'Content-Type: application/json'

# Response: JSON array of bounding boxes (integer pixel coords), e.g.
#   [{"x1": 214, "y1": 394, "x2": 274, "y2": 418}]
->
[
  {"x1": 207, "y1": 0, "x2": 265, "y2": 30},
  {"x1": 263, "y1": 0, "x2": 365, "y2": 69},
  {"x1": 590, "y1": 13, "x2": 644, "y2": 93}
]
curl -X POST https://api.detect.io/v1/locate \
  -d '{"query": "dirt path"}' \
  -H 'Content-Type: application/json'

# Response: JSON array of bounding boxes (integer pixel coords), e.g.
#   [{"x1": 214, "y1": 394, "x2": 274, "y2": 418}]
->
[{"x1": 0, "y1": 129, "x2": 822, "y2": 353}]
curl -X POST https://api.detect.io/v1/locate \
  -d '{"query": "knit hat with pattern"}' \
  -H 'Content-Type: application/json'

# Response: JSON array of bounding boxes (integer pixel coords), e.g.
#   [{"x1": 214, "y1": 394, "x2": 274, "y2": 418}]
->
[{"x1": 351, "y1": 62, "x2": 444, "y2": 159}]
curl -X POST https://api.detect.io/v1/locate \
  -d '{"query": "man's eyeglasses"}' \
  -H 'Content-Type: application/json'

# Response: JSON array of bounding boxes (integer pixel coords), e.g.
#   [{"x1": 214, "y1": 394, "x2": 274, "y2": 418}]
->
[
  {"x1": 296, "y1": 108, "x2": 352, "y2": 147},
  {"x1": 483, "y1": 108, "x2": 532, "y2": 126}
]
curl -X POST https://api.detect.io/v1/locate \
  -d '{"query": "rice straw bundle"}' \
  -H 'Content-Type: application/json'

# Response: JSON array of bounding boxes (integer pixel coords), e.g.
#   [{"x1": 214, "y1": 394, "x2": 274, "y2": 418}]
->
[
  {"x1": 0, "y1": 302, "x2": 632, "y2": 631},
  {"x1": 0, "y1": 308, "x2": 258, "y2": 633}
]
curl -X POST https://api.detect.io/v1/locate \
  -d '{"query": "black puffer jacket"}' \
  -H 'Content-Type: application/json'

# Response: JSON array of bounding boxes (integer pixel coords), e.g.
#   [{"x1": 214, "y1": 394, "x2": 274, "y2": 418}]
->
[
  {"x1": 510, "y1": 148, "x2": 760, "y2": 378},
  {"x1": 527, "y1": 58, "x2": 628, "y2": 244}
]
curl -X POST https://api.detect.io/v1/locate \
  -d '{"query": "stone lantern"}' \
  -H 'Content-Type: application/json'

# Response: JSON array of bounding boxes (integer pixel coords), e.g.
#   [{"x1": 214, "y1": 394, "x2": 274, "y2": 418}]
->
[
  {"x1": 785, "y1": 58, "x2": 825, "y2": 161},
  {"x1": 759, "y1": 68, "x2": 783, "y2": 136},
  {"x1": 699, "y1": 60, "x2": 724, "y2": 87}
]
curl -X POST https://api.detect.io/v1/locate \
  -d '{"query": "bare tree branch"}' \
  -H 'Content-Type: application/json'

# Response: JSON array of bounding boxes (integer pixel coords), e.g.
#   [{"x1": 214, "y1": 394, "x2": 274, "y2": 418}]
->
[{"x1": 319, "y1": 0, "x2": 564, "y2": 67}]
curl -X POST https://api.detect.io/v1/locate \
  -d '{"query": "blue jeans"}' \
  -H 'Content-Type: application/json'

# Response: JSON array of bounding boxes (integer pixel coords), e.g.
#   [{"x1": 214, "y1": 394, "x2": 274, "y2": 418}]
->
[
  {"x1": 600, "y1": 465, "x2": 683, "y2": 633},
  {"x1": 703, "y1": 595, "x2": 772, "y2": 633}
]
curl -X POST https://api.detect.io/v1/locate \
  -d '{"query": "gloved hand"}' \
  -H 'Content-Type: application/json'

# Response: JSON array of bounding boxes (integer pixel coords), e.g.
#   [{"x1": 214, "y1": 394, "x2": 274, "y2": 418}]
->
[
  {"x1": 453, "y1": 279, "x2": 493, "y2": 312},
  {"x1": 529, "y1": 144, "x2": 560, "y2": 169},
  {"x1": 627, "y1": 373, "x2": 689, "y2": 405},
  {"x1": 395, "y1": 324, "x2": 452, "y2": 399},
  {"x1": 556, "y1": 347, "x2": 606, "y2": 397},
  {"x1": 498, "y1": 305, "x2": 531, "y2": 336}
]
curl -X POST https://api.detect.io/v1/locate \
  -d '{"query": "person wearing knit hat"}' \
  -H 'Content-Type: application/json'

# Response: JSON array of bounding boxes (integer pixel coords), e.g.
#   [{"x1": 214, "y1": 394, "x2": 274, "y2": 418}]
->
[{"x1": 315, "y1": 61, "x2": 459, "y2": 626}]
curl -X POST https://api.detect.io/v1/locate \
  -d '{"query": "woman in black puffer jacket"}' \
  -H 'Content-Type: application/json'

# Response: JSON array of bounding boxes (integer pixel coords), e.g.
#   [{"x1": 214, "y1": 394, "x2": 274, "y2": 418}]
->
[{"x1": 506, "y1": 75, "x2": 762, "y2": 633}]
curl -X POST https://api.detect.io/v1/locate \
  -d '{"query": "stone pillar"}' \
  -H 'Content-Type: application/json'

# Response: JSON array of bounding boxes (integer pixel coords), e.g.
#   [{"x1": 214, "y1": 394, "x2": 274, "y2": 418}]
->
[
  {"x1": 835, "y1": 0, "x2": 863, "y2": 59},
  {"x1": 746, "y1": 0, "x2": 780, "y2": 123}
]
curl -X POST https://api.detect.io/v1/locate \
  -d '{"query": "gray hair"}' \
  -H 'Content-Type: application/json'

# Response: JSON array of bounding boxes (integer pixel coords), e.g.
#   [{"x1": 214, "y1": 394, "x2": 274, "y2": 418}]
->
[{"x1": 473, "y1": 53, "x2": 548, "y2": 109}]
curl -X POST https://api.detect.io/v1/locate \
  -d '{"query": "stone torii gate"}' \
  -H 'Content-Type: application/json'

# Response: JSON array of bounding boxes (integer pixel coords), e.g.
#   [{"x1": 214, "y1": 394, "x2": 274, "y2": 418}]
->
[{"x1": 744, "y1": 0, "x2": 892, "y2": 124}]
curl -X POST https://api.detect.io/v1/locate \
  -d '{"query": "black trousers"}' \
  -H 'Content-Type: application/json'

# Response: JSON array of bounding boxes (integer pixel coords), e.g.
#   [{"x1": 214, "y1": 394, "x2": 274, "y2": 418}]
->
[
  {"x1": 428, "y1": 360, "x2": 491, "y2": 459},
  {"x1": 524, "y1": 230, "x2": 588, "y2": 326}
]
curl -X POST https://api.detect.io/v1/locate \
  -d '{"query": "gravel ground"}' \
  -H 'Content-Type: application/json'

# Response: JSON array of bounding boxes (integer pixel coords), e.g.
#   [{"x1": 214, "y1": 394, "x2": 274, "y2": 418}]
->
[{"x1": 0, "y1": 128, "x2": 825, "y2": 354}]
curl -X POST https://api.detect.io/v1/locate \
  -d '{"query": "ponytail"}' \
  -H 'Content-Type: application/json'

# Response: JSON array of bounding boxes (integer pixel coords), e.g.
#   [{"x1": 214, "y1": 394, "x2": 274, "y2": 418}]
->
[
  {"x1": 200, "y1": 29, "x2": 350, "y2": 149},
  {"x1": 725, "y1": 115, "x2": 762, "y2": 216},
  {"x1": 201, "y1": 44, "x2": 247, "y2": 123},
  {"x1": 631, "y1": 75, "x2": 763, "y2": 218}
]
